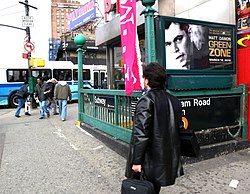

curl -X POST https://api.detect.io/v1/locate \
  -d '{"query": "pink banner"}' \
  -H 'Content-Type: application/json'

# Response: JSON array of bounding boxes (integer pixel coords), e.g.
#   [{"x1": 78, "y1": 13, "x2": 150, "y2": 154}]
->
[{"x1": 120, "y1": 0, "x2": 142, "y2": 95}]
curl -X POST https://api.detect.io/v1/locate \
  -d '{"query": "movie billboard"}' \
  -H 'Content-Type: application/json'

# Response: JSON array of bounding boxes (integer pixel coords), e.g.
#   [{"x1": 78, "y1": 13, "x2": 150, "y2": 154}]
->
[{"x1": 158, "y1": 17, "x2": 235, "y2": 72}]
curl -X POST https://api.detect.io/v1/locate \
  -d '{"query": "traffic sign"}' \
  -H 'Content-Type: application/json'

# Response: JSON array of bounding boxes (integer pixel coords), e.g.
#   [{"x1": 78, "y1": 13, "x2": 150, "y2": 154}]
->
[
  {"x1": 22, "y1": 53, "x2": 28, "y2": 59},
  {"x1": 24, "y1": 35, "x2": 29, "y2": 42},
  {"x1": 22, "y1": 16, "x2": 34, "y2": 27},
  {"x1": 24, "y1": 42, "x2": 35, "y2": 52}
]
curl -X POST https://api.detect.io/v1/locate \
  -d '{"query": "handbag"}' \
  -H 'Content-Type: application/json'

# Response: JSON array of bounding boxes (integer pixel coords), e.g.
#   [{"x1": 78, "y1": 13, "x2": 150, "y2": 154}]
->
[
  {"x1": 15, "y1": 90, "x2": 26, "y2": 98},
  {"x1": 121, "y1": 172, "x2": 155, "y2": 194},
  {"x1": 168, "y1": 98, "x2": 200, "y2": 158}
]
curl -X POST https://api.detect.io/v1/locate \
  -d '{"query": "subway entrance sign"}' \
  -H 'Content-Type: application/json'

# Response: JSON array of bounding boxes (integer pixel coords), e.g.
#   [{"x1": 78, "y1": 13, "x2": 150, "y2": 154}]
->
[{"x1": 179, "y1": 94, "x2": 240, "y2": 131}]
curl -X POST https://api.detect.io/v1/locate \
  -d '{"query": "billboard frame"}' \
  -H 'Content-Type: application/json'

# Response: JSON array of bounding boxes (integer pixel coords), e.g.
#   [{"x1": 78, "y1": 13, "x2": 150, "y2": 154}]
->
[{"x1": 156, "y1": 16, "x2": 237, "y2": 75}]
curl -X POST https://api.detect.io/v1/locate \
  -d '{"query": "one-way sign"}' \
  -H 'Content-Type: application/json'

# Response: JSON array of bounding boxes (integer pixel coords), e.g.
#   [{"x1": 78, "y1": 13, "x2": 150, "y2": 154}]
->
[{"x1": 22, "y1": 16, "x2": 34, "y2": 27}]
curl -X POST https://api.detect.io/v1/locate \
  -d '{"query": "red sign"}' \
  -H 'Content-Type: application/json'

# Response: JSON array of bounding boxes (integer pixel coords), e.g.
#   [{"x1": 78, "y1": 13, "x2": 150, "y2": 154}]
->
[
  {"x1": 22, "y1": 53, "x2": 28, "y2": 59},
  {"x1": 24, "y1": 42, "x2": 35, "y2": 52}
]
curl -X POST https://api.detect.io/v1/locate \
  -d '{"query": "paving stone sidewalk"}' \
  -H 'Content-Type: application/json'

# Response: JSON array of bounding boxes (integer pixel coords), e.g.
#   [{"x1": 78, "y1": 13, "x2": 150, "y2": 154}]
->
[{"x1": 0, "y1": 104, "x2": 249, "y2": 194}]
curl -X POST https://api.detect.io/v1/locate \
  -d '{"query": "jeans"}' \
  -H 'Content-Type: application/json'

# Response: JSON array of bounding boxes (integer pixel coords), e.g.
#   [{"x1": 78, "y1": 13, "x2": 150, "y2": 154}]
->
[
  {"x1": 39, "y1": 100, "x2": 50, "y2": 118},
  {"x1": 15, "y1": 98, "x2": 26, "y2": 116},
  {"x1": 49, "y1": 97, "x2": 58, "y2": 114},
  {"x1": 58, "y1": 100, "x2": 67, "y2": 120}
]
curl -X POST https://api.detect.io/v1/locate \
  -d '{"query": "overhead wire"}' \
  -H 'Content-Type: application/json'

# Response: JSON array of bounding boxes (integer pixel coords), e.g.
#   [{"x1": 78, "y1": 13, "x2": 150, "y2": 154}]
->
[
  {"x1": 0, "y1": 4, "x2": 19, "y2": 12},
  {"x1": 0, "y1": 11, "x2": 24, "y2": 18}
]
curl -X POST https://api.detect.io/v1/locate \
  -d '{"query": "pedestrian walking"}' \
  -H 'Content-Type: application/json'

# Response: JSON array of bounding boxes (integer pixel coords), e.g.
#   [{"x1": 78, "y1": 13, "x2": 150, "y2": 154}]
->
[
  {"x1": 125, "y1": 63, "x2": 184, "y2": 194},
  {"x1": 35, "y1": 77, "x2": 51, "y2": 119},
  {"x1": 47, "y1": 78, "x2": 59, "y2": 115},
  {"x1": 15, "y1": 81, "x2": 31, "y2": 117},
  {"x1": 54, "y1": 76, "x2": 72, "y2": 121}
]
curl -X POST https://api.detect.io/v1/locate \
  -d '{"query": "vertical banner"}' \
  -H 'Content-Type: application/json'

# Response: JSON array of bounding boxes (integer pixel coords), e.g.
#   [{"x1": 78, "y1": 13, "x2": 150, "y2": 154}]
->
[{"x1": 120, "y1": 0, "x2": 142, "y2": 95}]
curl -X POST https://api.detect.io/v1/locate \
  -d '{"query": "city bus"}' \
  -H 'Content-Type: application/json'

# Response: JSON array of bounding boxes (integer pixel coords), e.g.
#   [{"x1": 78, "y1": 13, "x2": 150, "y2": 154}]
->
[{"x1": 0, "y1": 61, "x2": 107, "y2": 107}]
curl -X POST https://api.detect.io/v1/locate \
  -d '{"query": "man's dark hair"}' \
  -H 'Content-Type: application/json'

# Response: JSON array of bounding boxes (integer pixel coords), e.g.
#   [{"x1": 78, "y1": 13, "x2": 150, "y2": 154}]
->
[
  {"x1": 37, "y1": 76, "x2": 43, "y2": 81},
  {"x1": 165, "y1": 21, "x2": 189, "y2": 34},
  {"x1": 24, "y1": 81, "x2": 28, "y2": 85},
  {"x1": 143, "y1": 63, "x2": 167, "y2": 89}
]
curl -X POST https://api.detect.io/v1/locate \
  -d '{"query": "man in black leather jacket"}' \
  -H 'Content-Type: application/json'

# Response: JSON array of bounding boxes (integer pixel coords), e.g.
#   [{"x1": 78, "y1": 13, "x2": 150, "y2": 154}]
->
[{"x1": 125, "y1": 63, "x2": 184, "y2": 193}]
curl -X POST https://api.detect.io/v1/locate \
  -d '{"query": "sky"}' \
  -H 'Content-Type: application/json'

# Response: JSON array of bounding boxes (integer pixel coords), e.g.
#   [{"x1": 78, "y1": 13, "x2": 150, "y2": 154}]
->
[{"x1": 0, "y1": 0, "x2": 104, "y2": 66}]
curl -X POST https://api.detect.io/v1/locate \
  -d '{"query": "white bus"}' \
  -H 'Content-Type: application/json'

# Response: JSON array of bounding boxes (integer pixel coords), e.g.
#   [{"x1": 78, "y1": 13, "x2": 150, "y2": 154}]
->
[{"x1": 0, "y1": 61, "x2": 107, "y2": 107}]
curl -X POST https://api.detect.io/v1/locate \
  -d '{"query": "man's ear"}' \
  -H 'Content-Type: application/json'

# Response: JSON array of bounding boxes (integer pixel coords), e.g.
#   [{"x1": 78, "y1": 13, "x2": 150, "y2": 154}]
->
[{"x1": 144, "y1": 78, "x2": 149, "y2": 87}]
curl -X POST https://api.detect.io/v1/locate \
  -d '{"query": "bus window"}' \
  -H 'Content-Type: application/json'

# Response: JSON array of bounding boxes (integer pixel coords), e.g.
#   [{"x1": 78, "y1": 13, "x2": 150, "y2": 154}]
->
[
  {"x1": 101, "y1": 72, "x2": 105, "y2": 84},
  {"x1": 7, "y1": 69, "x2": 28, "y2": 82},
  {"x1": 94, "y1": 72, "x2": 98, "y2": 87},
  {"x1": 73, "y1": 69, "x2": 90, "y2": 81},
  {"x1": 53, "y1": 69, "x2": 72, "y2": 81},
  {"x1": 32, "y1": 69, "x2": 52, "y2": 81},
  {"x1": 83, "y1": 69, "x2": 91, "y2": 80}
]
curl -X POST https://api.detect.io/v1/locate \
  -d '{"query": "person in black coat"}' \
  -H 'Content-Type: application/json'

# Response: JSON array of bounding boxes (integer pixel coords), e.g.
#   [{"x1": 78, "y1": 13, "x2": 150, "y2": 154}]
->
[
  {"x1": 35, "y1": 77, "x2": 51, "y2": 119},
  {"x1": 125, "y1": 63, "x2": 184, "y2": 193}
]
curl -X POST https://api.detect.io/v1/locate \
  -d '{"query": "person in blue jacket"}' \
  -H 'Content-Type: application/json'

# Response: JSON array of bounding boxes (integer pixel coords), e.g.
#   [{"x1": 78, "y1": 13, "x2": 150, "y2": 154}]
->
[{"x1": 15, "y1": 81, "x2": 31, "y2": 117}]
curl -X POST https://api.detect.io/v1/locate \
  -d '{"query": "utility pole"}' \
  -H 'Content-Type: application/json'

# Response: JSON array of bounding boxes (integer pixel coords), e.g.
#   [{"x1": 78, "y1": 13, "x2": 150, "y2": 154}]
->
[
  {"x1": 63, "y1": 34, "x2": 68, "y2": 61},
  {"x1": 19, "y1": 0, "x2": 37, "y2": 107}
]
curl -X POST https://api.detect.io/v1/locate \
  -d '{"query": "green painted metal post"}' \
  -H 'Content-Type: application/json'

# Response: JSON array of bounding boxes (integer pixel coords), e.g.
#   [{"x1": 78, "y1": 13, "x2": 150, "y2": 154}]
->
[
  {"x1": 74, "y1": 34, "x2": 86, "y2": 121},
  {"x1": 141, "y1": 0, "x2": 157, "y2": 63},
  {"x1": 239, "y1": 84, "x2": 248, "y2": 139}
]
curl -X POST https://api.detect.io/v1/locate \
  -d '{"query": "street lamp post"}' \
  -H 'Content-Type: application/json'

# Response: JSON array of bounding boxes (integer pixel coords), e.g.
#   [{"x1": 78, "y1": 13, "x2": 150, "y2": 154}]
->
[
  {"x1": 74, "y1": 34, "x2": 86, "y2": 122},
  {"x1": 141, "y1": 0, "x2": 157, "y2": 63}
]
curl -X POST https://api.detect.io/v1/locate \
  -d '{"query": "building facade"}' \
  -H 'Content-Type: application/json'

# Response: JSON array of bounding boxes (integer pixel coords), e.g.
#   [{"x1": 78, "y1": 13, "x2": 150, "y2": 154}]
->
[
  {"x1": 49, "y1": 0, "x2": 106, "y2": 66},
  {"x1": 49, "y1": 0, "x2": 81, "y2": 60},
  {"x1": 51, "y1": 0, "x2": 81, "y2": 39}
]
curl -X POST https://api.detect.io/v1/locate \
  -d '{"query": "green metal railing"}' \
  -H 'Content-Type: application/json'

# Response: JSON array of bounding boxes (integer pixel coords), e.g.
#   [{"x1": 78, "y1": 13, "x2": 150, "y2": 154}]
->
[
  {"x1": 79, "y1": 89, "x2": 142, "y2": 143},
  {"x1": 78, "y1": 85, "x2": 248, "y2": 143}
]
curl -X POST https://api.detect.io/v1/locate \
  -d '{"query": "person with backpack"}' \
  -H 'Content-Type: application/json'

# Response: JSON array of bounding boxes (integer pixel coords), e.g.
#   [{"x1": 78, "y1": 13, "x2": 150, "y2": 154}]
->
[
  {"x1": 54, "y1": 76, "x2": 72, "y2": 121},
  {"x1": 15, "y1": 81, "x2": 31, "y2": 117}
]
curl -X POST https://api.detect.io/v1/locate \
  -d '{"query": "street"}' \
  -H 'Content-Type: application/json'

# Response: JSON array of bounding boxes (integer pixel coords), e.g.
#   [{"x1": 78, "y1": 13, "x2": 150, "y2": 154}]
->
[{"x1": 0, "y1": 103, "x2": 249, "y2": 194}]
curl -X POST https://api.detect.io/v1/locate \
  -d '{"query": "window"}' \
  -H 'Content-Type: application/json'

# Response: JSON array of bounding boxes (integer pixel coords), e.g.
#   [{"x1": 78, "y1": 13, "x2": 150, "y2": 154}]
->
[
  {"x1": 101, "y1": 72, "x2": 106, "y2": 83},
  {"x1": 31, "y1": 69, "x2": 52, "y2": 81},
  {"x1": 94, "y1": 72, "x2": 98, "y2": 87},
  {"x1": 7, "y1": 69, "x2": 28, "y2": 82},
  {"x1": 53, "y1": 69, "x2": 72, "y2": 81},
  {"x1": 73, "y1": 69, "x2": 90, "y2": 81}
]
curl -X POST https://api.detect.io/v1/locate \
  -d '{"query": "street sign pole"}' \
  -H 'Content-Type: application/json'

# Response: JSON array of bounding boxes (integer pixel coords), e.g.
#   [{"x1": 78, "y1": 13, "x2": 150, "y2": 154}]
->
[{"x1": 19, "y1": 0, "x2": 38, "y2": 108}]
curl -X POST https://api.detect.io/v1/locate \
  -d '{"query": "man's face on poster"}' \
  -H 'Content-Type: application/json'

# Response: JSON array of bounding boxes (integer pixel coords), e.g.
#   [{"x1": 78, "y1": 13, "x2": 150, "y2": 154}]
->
[{"x1": 165, "y1": 23, "x2": 190, "y2": 69}]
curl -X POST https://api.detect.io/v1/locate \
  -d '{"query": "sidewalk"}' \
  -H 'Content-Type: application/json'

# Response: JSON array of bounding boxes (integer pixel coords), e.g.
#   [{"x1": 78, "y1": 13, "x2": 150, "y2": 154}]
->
[
  {"x1": 0, "y1": 103, "x2": 249, "y2": 194},
  {"x1": 162, "y1": 147, "x2": 250, "y2": 194}
]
